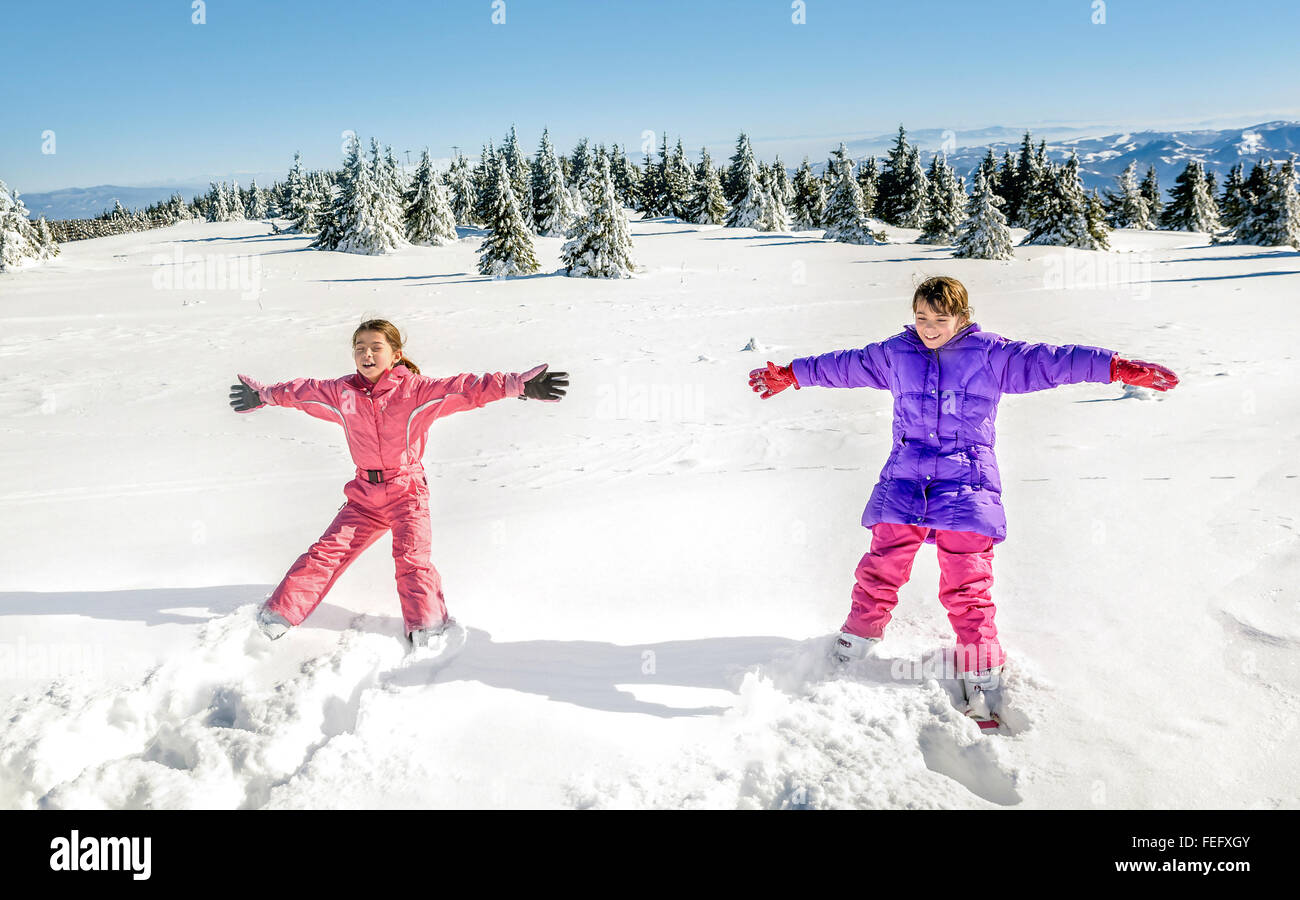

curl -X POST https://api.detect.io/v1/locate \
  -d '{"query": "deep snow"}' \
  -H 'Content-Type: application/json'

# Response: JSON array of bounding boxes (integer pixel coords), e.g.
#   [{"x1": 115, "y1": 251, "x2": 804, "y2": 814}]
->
[{"x1": 1, "y1": 215, "x2": 1296, "y2": 809}]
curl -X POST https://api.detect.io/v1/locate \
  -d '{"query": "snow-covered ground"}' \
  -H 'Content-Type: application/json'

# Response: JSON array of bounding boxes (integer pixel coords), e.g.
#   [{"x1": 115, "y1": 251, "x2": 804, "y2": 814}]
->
[{"x1": 1, "y1": 216, "x2": 1297, "y2": 809}]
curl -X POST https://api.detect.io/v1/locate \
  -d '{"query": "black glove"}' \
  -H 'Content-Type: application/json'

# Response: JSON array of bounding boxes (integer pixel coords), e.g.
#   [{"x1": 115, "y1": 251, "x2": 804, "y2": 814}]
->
[
  {"x1": 229, "y1": 377, "x2": 265, "y2": 413},
  {"x1": 522, "y1": 366, "x2": 569, "y2": 402}
]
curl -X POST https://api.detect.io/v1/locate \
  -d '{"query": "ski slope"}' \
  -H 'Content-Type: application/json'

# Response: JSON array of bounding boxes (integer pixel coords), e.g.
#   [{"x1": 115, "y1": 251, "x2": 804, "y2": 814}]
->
[{"x1": 1, "y1": 215, "x2": 1297, "y2": 809}]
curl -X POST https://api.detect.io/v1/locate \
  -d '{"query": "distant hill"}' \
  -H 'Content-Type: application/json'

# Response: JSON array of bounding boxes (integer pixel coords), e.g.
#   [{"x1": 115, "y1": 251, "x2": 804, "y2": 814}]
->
[
  {"x1": 17, "y1": 183, "x2": 213, "y2": 221},
  {"x1": 820, "y1": 120, "x2": 1300, "y2": 196}
]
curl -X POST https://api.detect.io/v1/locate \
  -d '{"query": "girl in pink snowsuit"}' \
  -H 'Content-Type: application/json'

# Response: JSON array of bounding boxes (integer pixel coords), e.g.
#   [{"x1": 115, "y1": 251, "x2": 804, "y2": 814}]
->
[{"x1": 229, "y1": 319, "x2": 567, "y2": 645}]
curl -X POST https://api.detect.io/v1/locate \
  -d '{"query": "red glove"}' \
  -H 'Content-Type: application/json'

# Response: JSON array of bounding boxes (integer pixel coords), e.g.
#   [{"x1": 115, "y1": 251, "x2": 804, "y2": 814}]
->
[
  {"x1": 1111, "y1": 356, "x2": 1179, "y2": 392},
  {"x1": 749, "y1": 361, "x2": 800, "y2": 399}
]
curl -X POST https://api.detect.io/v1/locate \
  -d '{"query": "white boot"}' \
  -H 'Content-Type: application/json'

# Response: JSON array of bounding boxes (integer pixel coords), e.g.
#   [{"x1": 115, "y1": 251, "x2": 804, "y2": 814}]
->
[
  {"x1": 408, "y1": 617, "x2": 454, "y2": 649},
  {"x1": 831, "y1": 631, "x2": 882, "y2": 664},
  {"x1": 961, "y1": 665, "x2": 1005, "y2": 726},
  {"x1": 257, "y1": 607, "x2": 291, "y2": 640}
]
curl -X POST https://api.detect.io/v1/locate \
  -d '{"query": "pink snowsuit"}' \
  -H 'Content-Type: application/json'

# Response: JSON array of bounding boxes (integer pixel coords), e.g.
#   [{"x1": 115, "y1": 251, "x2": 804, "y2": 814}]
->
[{"x1": 238, "y1": 364, "x2": 528, "y2": 636}]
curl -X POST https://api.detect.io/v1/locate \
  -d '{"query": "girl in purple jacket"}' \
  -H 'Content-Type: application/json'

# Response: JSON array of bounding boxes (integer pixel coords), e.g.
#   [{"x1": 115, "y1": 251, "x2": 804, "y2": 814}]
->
[{"x1": 748, "y1": 276, "x2": 1178, "y2": 726}]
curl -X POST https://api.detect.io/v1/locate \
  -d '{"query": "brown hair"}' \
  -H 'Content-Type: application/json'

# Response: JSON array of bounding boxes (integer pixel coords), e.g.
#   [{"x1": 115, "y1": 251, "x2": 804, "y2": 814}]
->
[
  {"x1": 912, "y1": 276, "x2": 973, "y2": 325},
  {"x1": 352, "y1": 318, "x2": 421, "y2": 374}
]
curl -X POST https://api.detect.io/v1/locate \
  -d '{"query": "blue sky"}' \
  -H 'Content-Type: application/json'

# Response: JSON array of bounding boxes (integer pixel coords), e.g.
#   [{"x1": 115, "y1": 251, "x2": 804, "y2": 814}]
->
[{"x1": 5, "y1": 0, "x2": 1299, "y2": 193}]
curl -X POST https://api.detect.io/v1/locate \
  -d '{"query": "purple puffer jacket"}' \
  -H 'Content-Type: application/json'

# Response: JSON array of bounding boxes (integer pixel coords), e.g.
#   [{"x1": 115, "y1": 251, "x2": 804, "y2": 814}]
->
[{"x1": 791, "y1": 323, "x2": 1116, "y2": 544}]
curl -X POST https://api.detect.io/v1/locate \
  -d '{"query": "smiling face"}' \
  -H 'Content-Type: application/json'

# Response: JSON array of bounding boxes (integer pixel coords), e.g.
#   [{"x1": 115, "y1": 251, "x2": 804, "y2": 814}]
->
[
  {"x1": 914, "y1": 301, "x2": 968, "y2": 349},
  {"x1": 353, "y1": 330, "x2": 401, "y2": 382}
]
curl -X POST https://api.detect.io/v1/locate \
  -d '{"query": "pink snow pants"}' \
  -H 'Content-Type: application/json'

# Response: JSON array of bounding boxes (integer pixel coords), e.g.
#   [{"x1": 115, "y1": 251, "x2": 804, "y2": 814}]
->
[
  {"x1": 843, "y1": 522, "x2": 1004, "y2": 673},
  {"x1": 264, "y1": 470, "x2": 446, "y2": 635}
]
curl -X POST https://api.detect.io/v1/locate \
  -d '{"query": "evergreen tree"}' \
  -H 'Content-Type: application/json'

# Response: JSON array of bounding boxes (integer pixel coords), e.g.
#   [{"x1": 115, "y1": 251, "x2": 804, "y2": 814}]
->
[
  {"x1": 1218, "y1": 162, "x2": 1252, "y2": 230},
  {"x1": 610, "y1": 145, "x2": 641, "y2": 209},
  {"x1": 1086, "y1": 189, "x2": 1111, "y2": 250},
  {"x1": 501, "y1": 125, "x2": 534, "y2": 229},
  {"x1": 403, "y1": 149, "x2": 458, "y2": 245},
  {"x1": 35, "y1": 215, "x2": 59, "y2": 259},
  {"x1": 996, "y1": 149, "x2": 1017, "y2": 215},
  {"x1": 821, "y1": 144, "x2": 881, "y2": 244},
  {"x1": 0, "y1": 181, "x2": 43, "y2": 271},
  {"x1": 206, "y1": 182, "x2": 229, "y2": 222},
  {"x1": 753, "y1": 163, "x2": 789, "y2": 233},
  {"x1": 568, "y1": 138, "x2": 593, "y2": 200},
  {"x1": 918, "y1": 154, "x2": 964, "y2": 244},
  {"x1": 725, "y1": 133, "x2": 756, "y2": 206},
  {"x1": 896, "y1": 146, "x2": 930, "y2": 229},
  {"x1": 1139, "y1": 165, "x2": 1162, "y2": 225},
  {"x1": 531, "y1": 129, "x2": 574, "y2": 237},
  {"x1": 666, "y1": 137, "x2": 696, "y2": 220},
  {"x1": 284, "y1": 152, "x2": 310, "y2": 231},
  {"x1": 772, "y1": 155, "x2": 793, "y2": 211},
  {"x1": 226, "y1": 181, "x2": 246, "y2": 221},
  {"x1": 1021, "y1": 152, "x2": 1108, "y2": 250},
  {"x1": 446, "y1": 153, "x2": 477, "y2": 225},
  {"x1": 478, "y1": 158, "x2": 539, "y2": 276},
  {"x1": 473, "y1": 143, "x2": 501, "y2": 224},
  {"x1": 851, "y1": 155, "x2": 878, "y2": 218},
  {"x1": 246, "y1": 178, "x2": 267, "y2": 218},
  {"x1": 1103, "y1": 161, "x2": 1152, "y2": 229},
  {"x1": 726, "y1": 137, "x2": 766, "y2": 228},
  {"x1": 313, "y1": 134, "x2": 360, "y2": 251},
  {"x1": 1235, "y1": 158, "x2": 1300, "y2": 249},
  {"x1": 561, "y1": 156, "x2": 636, "y2": 278},
  {"x1": 954, "y1": 168, "x2": 1014, "y2": 260},
  {"x1": 636, "y1": 148, "x2": 663, "y2": 217},
  {"x1": 687, "y1": 148, "x2": 728, "y2": 225},
  {"x1": 369, "y1": 141, "x2": 406, "y2": 243},
  {"x1": 790, "y1": 156, "x2": 825, "y2": 230},
  {"x1": 876, "y1": 125, "x2": 912, "y2": 225},
  {"x1": 1159, "y1": 160, "x2": 1220, "y2": 233},
  {"x1": 1006, "y1": 131, "x2": 1040, "y2": 227}
]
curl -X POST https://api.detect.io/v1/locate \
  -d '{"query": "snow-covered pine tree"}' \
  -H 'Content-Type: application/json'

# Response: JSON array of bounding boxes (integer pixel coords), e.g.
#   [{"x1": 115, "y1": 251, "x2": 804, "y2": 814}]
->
[
  {"x1": 772, "y1": 155, "x2": 793, "y2": 211},
  {"x1": 1139, "y1": 165, "x2": 1162, "y2": 226},
  {"x1": 283, "y1": 152, "x2": 310, "y2": 231},
  {"x1": 856, "y1": 155, "x2": 880, "y2": 218},
  {"x1": 610, "y1": 145, "x2": 641, "y2": 210},
  {"x1": 567, "y1": 139, "x2": 593, "y2": 205},
  {"x1": 636, "y1": 148, "x2": 662, "y2": 218},
  {"x1": 896, "y1": 146, "x2": 930, "y2": 229},
  {"x1": 821, "y1": 144, "x2": 881, "y2": 244},
  {"x1": 687, "y1": 147, "x2": 728, "y2": 225},
  {"x1": 1218, "y1": 162, "x2": 1252, "y2": 230},
  {"x1": 1159, "y1": 160, "x2": 1220, "y2": 233},
  {"x1": 996, "y1": 150, "x2": 1017, "y2": 215},
  {"x1": 330, "y1": 141, "x2": 405, "y2": 255},
  {"x1": 875, "y1": 125, "x2": 912, "y2": 225},
  {"x1": 472, "y1": 143, "x2": 500, "y2": 225},
  {"x1": 206, "y1": 183, "x2": 229, "y2": 222},
  {"x1": 374, "y1": 142, "x2": 405, "y2": 233},
  {"x1": 725, "y1": 139, "x2": 766, "y2": 228},
  {"x1": 35, "y1": 215, "x2": 59, "y2": 259},
  {"x1": 754, "y1": 163, "x2": 789, "y2": 232},
  {"x1": 246, "y1": 178, "x2": 267, "y2": 218},
  {"x1": 560, "y1": 156, "x2": 636, "y2": 278},
  {"x1": 790, "y1": 157, "x2": 825, "y2": 230},
  {"x1": 1104, "y1": 161, "x2": 1152, "y2": 229},
  {"x1": 531, "y1": 129, "x2": 574, "y2": 237},
  {"x1": 226, "y1": 182, "x2": 246, "y2": 221},
  {"x1": 667, "y1": 138, "x2": 696, "y2": 220},
  {"x1": 953, "y1": 168, "x2": 1014, "y2": 260},
  {"x1": 918, "y1": 154, "x2": 964, "y2": 244},
  {"x1": 976, "y1": 149, "x2": 998, "y2": 192},
  {"x1": 1006, "y1": 131, "x2": 1039, "y2": 227},
  {"x1": 1021, "y1": 152, "x2": 1108, "y2": 250},
  {"x1": 501, "y1": 125, "x2": 534, "y2": 229},
  {"x1": 403, "y1": 149, "x2": 458, "y2": 246},
  {"x1": 725, "y1": 133, "x2": 757, "y2": 206},
  {"x1": 478, "y1": 157, "x2": 539, "y2": 276},
  {"x1": 0, "y1": 181, "x2": 43, "y2": 272},
  {"x1": 313, "y1": 135, "x2": 361, "y2": 251},
  {"x1": 1086, "y1": 189, "x2": 1111, "y2": 250},
  {"x1": 1235, "y1": 158, "x2": 1300, "y2": 249},
  {"x1": 446, "y1": 153, "x2": 477, "y2": 225}
]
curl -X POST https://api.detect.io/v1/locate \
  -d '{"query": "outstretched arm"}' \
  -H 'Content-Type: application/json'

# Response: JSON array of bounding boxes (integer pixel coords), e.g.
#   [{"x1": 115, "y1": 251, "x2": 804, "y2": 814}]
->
[
  {"x1": 992, "y1": 339, "x2": 1116, "y2": 394},
  {"x1": 229, "y1": 373, "x2": 346, "y2": 425},
  {"x1": 410, "y1": 364, "x2": 567, "y2": 421},
  {"x1": 791, "y1": 343, "x2": 892, "y2": 391}
]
